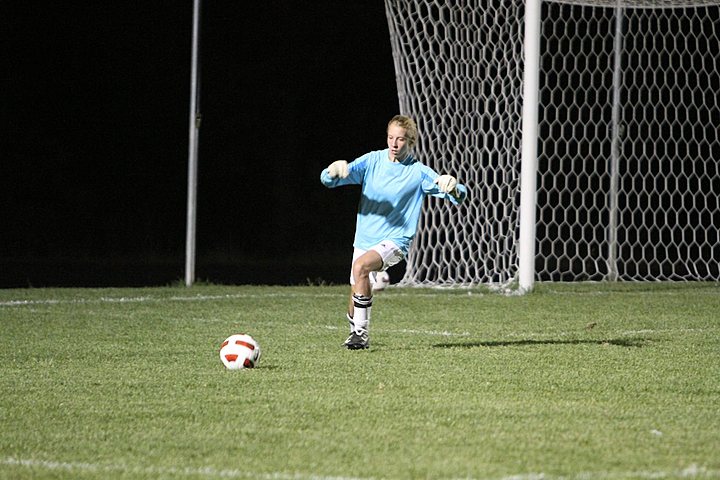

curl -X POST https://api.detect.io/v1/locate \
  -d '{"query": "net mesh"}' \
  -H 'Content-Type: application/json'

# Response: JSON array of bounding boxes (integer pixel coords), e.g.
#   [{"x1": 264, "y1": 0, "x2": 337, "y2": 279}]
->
[{"x1": 385, "y1": 0, "x2": 720, "y2": 286}]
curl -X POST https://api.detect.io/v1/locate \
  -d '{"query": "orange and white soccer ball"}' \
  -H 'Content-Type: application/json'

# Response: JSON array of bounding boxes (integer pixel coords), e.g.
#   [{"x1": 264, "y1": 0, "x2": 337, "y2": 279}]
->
[{"x1": 220, "y1": 334, "x2": 261, "y2": 370}]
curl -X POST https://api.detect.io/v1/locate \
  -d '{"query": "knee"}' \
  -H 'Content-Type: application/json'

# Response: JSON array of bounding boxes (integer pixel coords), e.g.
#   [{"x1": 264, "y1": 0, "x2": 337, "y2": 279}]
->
[{"x1": 352, "y1": 258, "x2": 373, "y2": 280}]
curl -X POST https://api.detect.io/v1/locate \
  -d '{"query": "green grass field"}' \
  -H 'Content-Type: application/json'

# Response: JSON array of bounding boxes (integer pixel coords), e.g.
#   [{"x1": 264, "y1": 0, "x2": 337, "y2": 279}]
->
[{"x1": 1, "y1": 283, "x2": 719, "y2": 479}]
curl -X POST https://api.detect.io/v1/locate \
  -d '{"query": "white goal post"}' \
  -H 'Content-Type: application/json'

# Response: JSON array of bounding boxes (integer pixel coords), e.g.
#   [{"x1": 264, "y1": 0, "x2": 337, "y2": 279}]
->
[{"x1": 385, "y1": 0, "x2": 720, "y2": 290}]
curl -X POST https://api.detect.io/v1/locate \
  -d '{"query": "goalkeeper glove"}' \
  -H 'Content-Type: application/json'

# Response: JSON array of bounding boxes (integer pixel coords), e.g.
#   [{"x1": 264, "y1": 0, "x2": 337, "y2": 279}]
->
[
  {"x1": 327, "y1": 160, "x2": 349, "y2": 179},
  {"x1": 434, "y1": 174, "x2": 457, "y2": 193}
]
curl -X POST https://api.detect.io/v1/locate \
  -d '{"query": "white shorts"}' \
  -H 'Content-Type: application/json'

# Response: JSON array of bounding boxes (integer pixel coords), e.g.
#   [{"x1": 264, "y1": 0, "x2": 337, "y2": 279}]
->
[{"x1": 349, "y1": 240, "x2": 405, "y2": 285}]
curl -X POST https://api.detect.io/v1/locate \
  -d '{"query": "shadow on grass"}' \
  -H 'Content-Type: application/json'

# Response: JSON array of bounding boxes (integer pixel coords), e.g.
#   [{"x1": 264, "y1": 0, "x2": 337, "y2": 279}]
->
[{"x1": 433, "y1": 338, "x2": 648, "y2": 349}]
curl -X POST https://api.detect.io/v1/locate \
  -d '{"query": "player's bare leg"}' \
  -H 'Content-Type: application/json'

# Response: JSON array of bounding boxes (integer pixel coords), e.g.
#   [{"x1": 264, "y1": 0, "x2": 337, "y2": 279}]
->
[{"x1": 344, "y1": 250, "x2": 383, "y2": 349}]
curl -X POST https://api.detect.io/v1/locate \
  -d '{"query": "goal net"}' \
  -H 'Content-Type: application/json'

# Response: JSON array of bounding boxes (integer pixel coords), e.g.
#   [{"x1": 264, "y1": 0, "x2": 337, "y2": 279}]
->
[{"x1": 385, "y1": 0, "x2": 720, "y2": 287}]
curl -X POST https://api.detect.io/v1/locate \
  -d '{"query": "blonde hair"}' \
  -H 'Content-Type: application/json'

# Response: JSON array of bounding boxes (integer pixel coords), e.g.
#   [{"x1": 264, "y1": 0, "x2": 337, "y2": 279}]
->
[{"x1": 387, "y1": 115, "x2": 418, "y2": 148}]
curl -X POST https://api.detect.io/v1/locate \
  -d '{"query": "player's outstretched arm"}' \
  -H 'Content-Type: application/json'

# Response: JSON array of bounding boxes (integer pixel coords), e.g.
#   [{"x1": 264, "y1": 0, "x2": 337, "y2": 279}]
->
[
  {"x1": 320, "y1": 160, "x2": 350, "y2": 188},
  {"x1": 435, "y1": 175, "x2": 457, "y2": 193},
  {"x1": 327, "y1": 160, "x2": 349, "y2": 179},
  {"x1": 434, "y1": 174, "x2": 467, "y2": 203},
  {"x1": 321, "y1": 155, "x2": 370, "y2": 187}
]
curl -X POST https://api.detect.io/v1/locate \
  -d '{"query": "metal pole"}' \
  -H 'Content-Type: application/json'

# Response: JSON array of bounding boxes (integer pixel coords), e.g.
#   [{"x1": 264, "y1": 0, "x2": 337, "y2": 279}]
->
[
  {"x1": 185, "y1": 0, "x2": 202, "y2": 287},
  {"x1": 607, "y1": 4, "x2": 624, "y2": 282},
  {"x1": 518, "y1": 0, "x2": 542, "y2": 293}
]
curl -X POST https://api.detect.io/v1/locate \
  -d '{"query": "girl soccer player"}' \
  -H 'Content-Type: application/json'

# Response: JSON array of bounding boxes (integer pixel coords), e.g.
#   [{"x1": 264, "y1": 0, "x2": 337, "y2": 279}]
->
[{"x1": 320, "y1": 115, "x2": 467, "y2": 349}]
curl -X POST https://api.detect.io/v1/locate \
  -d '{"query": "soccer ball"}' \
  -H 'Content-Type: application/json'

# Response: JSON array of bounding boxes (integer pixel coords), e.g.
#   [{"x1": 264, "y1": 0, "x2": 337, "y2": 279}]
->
[
  {"x1": 371, "y1": 270, "x2": 391, "y2": 291},
  {"x1": 219, "y1": 334, "x2": 261, "y2": 370}
]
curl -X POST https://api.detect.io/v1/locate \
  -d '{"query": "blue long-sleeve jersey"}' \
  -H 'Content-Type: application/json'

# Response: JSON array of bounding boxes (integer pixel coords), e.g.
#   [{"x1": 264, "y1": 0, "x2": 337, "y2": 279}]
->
[{"x1": 320, "y1": 149, "x2": 467, "y2": 256}]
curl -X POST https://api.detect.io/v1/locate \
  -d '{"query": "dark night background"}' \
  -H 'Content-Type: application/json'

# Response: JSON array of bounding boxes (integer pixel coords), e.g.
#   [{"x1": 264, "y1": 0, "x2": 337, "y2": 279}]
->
[{"x1": 2, "y1": 2, "x2": 401, "y2": 288}]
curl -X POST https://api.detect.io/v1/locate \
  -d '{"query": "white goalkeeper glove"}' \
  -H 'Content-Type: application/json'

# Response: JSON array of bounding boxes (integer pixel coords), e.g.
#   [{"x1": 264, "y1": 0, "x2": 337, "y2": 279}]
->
[
  {"x1": 327, "y1": 160, "x2": 349, "y2": 179},
  {"x1": 434, "y1": 174, "x2": 457, "y2": 194}
]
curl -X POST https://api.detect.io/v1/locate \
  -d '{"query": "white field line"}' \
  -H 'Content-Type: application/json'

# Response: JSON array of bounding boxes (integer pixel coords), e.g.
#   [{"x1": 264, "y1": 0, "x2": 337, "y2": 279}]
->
[
  {"x1": 324, "y1": 325, "x2": 471, "y2": 337},
  {"x1": 0, "y1": 457, "x2": 370, "y2": 480},
  {"x1": 496, "y1": 464, "x2": 720, "y2": 479},
  {"x1": 3, "y1": 457, "x2": 719, "y2": 480},
  {"x1": 0, "y1": 290, "x2": 484, "y2": 308},
  {"x1": 3, "y1": 284, "x2": 717, "y2": 308},
  {"x1": 324, "y1": 325, "x2": 709, "y2": 340},
  {"x1": 3, "y1": 282, "x2": 719, "y2": 308},
  {"x1": 539, "y1": 285, "x2": 720, "y2": 296},
  {"x1": 0, "y1": 292, "x2": 338, "y2": 307}
]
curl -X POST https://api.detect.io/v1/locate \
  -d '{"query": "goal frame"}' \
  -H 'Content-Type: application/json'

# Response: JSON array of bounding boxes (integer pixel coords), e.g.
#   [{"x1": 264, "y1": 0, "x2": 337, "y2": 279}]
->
[{"x1": 385, "y1": 0, "x2": 720, "y2": 291}]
